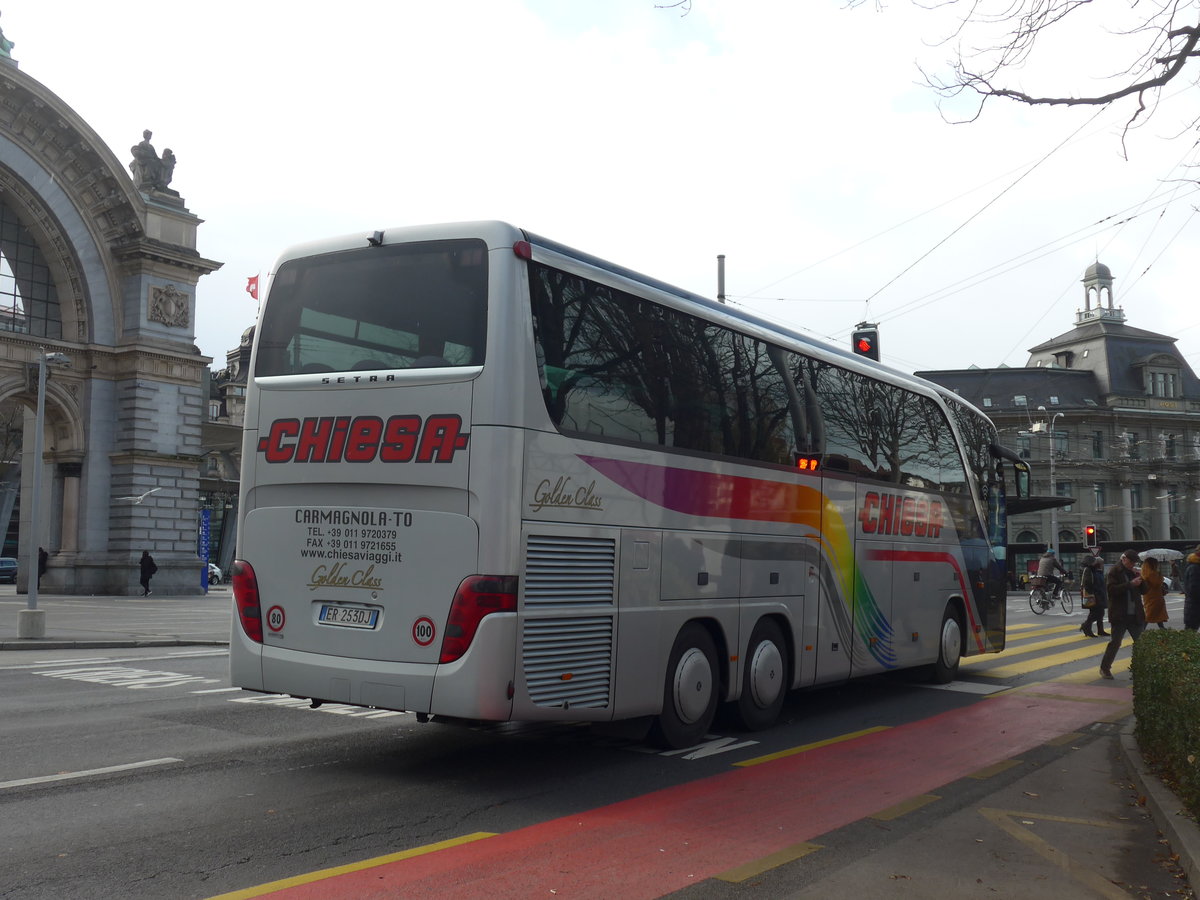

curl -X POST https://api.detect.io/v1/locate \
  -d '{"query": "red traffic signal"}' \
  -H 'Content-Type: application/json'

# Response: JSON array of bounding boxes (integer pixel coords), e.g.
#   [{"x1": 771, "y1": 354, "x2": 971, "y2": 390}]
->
[
  {"x1": 1084, "y1": 524, "x2": 1097, "y2": 548},
  {"x1": 851, "y1": 323, "x2": 879, "y2": 361}
]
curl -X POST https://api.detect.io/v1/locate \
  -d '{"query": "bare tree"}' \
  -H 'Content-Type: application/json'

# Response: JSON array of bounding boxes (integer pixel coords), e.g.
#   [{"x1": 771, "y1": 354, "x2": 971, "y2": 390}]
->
[{"x1": 852, "y1": 1, "x2": 1200, "y2": 139}]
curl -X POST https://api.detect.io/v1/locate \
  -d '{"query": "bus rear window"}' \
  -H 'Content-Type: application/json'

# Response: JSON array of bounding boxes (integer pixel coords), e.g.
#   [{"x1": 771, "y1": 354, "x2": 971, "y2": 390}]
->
[{"x1": 254, "y1": 239, "x2": 488, "y2": 376}]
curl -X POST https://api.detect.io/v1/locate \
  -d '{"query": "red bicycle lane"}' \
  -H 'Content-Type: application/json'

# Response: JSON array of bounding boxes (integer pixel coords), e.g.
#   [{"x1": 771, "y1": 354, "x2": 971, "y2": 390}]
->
[{"x1": 216, "y1": 682, "x2": 1131, "y2": 900}]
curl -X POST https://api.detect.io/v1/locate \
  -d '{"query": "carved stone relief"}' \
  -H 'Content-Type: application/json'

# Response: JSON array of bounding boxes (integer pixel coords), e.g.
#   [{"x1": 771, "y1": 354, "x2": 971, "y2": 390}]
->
[{"x1": 148, "y1": 283, "x2": 189, "y2": 328}]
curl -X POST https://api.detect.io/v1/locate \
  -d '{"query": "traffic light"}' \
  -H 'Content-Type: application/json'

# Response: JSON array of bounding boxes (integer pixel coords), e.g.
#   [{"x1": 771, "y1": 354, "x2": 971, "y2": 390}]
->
[
  {"x1": 852, "y1": 323, "x2": 879, "y2": 361},
  {"x1": 1084, "y1": 524, "x2": 1097, "y2": 548}
]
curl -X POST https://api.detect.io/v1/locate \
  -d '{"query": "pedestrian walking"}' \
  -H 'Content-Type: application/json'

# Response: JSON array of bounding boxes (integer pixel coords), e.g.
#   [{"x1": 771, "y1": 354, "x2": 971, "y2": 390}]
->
[
  {"x1": 139, "y1": 549, "x2": 157, "y2": 596},
  {"x1": 1140, "y1": 556, "x2": 1168, "y2": 629},
  {"x1": 1099, "y1": 549, "x2": 1147, "y2": 679},
  {"x1": 1185, "y1": 545, "x2": 1200, "y2": 631},
  {"x1": 37, "y1": 546, "x2": 47, "y2": 588},
  {"x1": 1079, "y1": 550, "x2": 1109, "y2": 638}
]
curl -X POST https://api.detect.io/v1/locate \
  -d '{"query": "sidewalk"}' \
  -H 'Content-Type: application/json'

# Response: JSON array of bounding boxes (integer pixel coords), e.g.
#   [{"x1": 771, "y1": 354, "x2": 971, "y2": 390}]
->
[{"x1": 0, "y1": 584, "x2": 231, "y2": 650}]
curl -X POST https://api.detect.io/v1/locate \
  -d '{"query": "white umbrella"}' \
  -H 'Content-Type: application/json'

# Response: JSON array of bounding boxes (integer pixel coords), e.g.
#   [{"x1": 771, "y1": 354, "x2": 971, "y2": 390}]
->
[{"x1": 1138, "y1": 548, "x2": 1184, "y2": 562}]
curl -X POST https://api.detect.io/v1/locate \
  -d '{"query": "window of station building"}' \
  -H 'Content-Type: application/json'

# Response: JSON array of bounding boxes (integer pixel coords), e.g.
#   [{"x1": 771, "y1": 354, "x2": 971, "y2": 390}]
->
[
  {"x1": 1149, "y1": 369, "x2": 1179, "y2": 398},
  {"x1": 981, "y1": 397, "x2": 992, "y2": 408},
  {"x1": 1165, "y1": 434, "x2": 1177, "y2": 459},
  {"x1": 0, "y1": 199, "x2": 63, "y2": 339},
  {"x1": 1017, "y1": 434, "x2": 1031, "y2": 459},
  {"x1": 1131, "y1": 484, "x2": 1143, "y2": 508},
  {"x1": 1052, "y1": 430, "x2": 1068, "y2": 456},
  {"x1": 1055, "y1": 480, "x2": 1073, "y2": 512},
  {"x1": 1013, "y1": 394, "x2": 1027, "y2": 407},
  {"x1": 1092, "y1": 431, "x2": 1104, "y2": 459},
  {"x1": 1048, "y1": 396, "x2": 1060, "y2": 405},
  {"x1": 1093, "y1": 483, "x2": 1106, "y2": 509}
]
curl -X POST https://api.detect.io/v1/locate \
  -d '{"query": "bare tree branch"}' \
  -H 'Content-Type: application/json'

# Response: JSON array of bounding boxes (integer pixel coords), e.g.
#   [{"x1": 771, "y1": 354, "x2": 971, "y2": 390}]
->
[{"x1": 852, "y1": 1, "x2": 1200, "y2": 143}]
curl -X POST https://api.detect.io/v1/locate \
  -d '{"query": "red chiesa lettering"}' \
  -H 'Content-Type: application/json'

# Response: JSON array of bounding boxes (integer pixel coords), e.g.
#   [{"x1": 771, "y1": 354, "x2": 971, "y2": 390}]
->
[
  {"x1": 858, "y1": 491, "x2": 944, "y2": 538},
  {"x1": 257, "y1": 415, "x2": 469, "y2": 464}
]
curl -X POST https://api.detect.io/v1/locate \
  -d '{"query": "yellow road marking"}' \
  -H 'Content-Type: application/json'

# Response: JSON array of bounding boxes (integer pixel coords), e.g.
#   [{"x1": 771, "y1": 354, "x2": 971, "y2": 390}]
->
[
  {"x1": 870, "y1": 793, "x2": 940, "y2": 821},
  {"x1": 1005, "y1": 624, "x2": 1086, "y2": 641},
  {"x1": 714, "y1": 841, "x2": 823, "y2": 882},
  {"x1": 734, "y1": 726, "x2": 890, "y2": 768},
  {"x1": 1046, "y1": 731, "x2": 1085, "y2": 746},
  {"x1": 203, "y1": 832, "x2": 497, "y2": 900},
  {"x1": 968, "y1": 643, "x2": 1119, "y2": 679},
  {"x1": 979, "y1": 808, "x2": 1128, "y2": 899},
  {"x1": 962, "y1": 634, "x2": 1090, "y2": 668},
  {"x1": 969, "y1": 760, "x2": 1022, "y2": 780},
  {"x1": 1054, "y1": 656, "x2": 1132, "y2": 684}
]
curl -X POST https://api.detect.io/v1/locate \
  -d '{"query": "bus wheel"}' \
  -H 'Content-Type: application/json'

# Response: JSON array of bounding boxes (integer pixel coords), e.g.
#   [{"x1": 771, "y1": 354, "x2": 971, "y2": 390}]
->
[
  {"x1": 649, "y1": 623, "x2": 719, "y2": 749},
  {"x1": 735, "y1": 618, "x2": 788, "y2": 731},
  {"x1": 931, "y1": 605, "x2": 963, "y2": 684}
]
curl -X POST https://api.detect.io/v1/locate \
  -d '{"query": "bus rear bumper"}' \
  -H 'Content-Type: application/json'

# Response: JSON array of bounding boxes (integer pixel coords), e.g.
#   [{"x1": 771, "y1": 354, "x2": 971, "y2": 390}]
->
[
  {"x1": 233, "y1": 615, "x2": 518, "y2": 721},
  {"x1": 256, "y1": 645, "x2": 437, "y2": 713}
]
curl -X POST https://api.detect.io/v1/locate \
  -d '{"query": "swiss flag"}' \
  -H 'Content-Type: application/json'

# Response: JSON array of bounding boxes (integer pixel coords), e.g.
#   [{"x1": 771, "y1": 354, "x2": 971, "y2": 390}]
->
[{"x1": 245, "y1": 275, "x2": 259, "y2": 300}]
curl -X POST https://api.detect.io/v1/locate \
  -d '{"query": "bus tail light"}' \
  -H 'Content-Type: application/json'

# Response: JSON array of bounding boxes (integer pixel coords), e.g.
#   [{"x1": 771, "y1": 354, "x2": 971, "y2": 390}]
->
[
  {"x1": 232, "y1": 559, "x2": 263, "y2": 643},
  {"x1": 439, "y1": 575, "x2": 518, "y2": 664}
]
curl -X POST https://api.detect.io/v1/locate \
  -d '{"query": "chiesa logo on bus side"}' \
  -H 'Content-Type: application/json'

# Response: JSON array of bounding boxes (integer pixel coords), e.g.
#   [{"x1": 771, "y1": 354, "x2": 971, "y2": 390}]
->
[
  {"x1": 257, "y1": 414, "x2": 469, "y2": 463},
  {"x1": 858, "y1": 491, "x2": 945, "y2": 538},
  {"x1": 529, "y1": 476, "x2": 605, "y2": 513}
]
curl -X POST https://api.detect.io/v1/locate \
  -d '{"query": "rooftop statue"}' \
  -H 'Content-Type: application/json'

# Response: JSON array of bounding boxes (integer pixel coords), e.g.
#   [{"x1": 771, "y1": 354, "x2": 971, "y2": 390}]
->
[
  {"x1": 128, "y1": 130, "x2": 177, "y2": 192},
  {"x1": 0, "y1": 12, "x2": 14, "y2": 59}
]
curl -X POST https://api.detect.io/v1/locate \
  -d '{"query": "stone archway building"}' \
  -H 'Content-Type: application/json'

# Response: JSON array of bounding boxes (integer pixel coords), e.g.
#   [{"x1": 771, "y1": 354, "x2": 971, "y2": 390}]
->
[{"x1": 0, "y1": 59, "x2": 220, "y2": 594}]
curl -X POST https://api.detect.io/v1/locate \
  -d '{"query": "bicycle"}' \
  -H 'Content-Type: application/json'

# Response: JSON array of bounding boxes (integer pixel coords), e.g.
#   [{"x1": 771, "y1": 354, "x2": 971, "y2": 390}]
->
[{"x1": 1028, "y1": 574, "x2": 1074, "y2": 615}]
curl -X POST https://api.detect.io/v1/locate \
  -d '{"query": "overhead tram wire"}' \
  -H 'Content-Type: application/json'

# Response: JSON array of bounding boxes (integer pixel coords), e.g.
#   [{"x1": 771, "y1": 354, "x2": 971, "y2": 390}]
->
[
  {"x1": 867, "y1": 185, "x2": 1200, "y2": 326},
  {"x1": 854, "y1": 108, "x2": 1107, "y2": 322},
  {"x1": 725, "y1": 182, "x2": 1200, "y2": 344},
  {"x1": 740, "y1": 107, "x2": 1130, "y2": 303}
]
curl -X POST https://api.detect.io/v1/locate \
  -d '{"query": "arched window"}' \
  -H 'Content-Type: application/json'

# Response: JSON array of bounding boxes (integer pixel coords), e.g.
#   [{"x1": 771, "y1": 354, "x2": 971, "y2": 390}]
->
[
  {"x1": 1132, "y1": 526, "x2": 1149, "y2": 541},
  {"x1": 1016, "y1": 530, "x2": 1039, "y2": 543},
  {"x1": 0, "y1": 197, "x2": 63, "y2": 338}
]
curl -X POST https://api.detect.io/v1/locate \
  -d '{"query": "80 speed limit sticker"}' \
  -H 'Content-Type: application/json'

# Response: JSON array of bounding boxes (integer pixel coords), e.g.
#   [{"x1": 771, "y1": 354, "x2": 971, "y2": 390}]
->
[
  {"x1": 412, "y1": 616, "x2": 436, "y2": 646},
  {"x1": 267, "y1": 605, "x2": 286, "y2": 632}
]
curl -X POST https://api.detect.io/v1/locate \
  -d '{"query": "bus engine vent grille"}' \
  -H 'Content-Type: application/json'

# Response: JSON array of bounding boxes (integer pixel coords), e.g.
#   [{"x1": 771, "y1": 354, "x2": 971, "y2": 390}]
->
[
  {"x1": 523, "y1": 616, "x2": 613, "y2": 709},
  {"x1": 524, "y1": 535, "x2": 616, "y2": 607}
]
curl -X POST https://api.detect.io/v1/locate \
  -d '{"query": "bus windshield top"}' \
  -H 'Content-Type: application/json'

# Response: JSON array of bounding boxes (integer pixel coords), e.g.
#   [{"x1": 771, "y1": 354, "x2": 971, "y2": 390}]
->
[{"x1": 254, "y1": 238, "x2": 488, "y2": 376}]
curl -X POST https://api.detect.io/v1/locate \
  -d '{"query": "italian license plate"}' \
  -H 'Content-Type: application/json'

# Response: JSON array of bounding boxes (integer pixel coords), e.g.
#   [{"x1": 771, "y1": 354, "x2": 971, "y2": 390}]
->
[{"x1": 318, "y1": 604, "x2": 379, "y2": 629}]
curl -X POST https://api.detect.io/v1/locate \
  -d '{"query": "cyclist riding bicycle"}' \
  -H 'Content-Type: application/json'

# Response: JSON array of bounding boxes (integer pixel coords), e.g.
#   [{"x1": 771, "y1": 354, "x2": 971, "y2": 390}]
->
[{"x1": 1037, "y1": 549, "x2": 1066, "y2": 598}]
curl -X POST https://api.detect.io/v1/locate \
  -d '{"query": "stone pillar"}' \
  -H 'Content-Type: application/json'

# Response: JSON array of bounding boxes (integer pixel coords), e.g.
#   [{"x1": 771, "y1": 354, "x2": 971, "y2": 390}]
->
[
  {"x1": 1156, "y1": 491, "x2": 1171, "y2": 541},
  {"x1": 58, "y1": 460, "x2": 81, "y2": 552},
  {"x1": 1118, "y1": 484, "x2": 1134, "y2": 541}
]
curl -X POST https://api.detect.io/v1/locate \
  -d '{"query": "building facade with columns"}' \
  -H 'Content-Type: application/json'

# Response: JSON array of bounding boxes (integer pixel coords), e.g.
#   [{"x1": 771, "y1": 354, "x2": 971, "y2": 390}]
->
[
  {"x1": 0, "y1": 53, "x2": 221, "y2": 594},
  {"x1": 920, "y1": 262, "x2": 1200, "y2": 575}
]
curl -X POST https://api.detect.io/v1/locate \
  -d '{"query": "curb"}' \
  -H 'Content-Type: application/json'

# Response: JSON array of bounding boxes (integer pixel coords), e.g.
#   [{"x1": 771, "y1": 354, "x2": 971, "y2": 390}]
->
[
  {"x1": 0, "y1": 639, "x2": 230, "y2": 651},
  {"x1": 1119, "y1": 725, "x2": 1200, "y2": 887}
]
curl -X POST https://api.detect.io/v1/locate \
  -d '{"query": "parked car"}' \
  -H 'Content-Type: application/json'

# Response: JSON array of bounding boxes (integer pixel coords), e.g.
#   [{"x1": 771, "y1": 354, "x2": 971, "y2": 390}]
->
[
  {"x1": 207, "y1": 562, "x2": 222, "y2": 585},
  {"x1": 0, "y1": 557, "x2": 16, "y2": 583}
]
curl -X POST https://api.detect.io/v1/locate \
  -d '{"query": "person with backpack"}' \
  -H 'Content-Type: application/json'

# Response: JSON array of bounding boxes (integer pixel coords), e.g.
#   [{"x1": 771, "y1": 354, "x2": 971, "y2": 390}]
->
[
  {"x1": 138, "y1": 549, "x2": 158, "y2": 596},
  {"x1": 1079, "y1": 550, "x2": 1109, "y2": 638}
]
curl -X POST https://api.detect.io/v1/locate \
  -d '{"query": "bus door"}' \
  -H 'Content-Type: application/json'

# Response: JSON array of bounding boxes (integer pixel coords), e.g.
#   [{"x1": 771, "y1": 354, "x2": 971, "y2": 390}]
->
[{"x1": 810, "y1": 476, "x2": 855, "y2": 686}]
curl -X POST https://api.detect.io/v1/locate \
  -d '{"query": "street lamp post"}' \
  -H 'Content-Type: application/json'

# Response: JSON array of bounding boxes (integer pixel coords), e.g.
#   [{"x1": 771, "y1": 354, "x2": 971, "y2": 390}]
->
[
  {"x1": 18, "y1": 350, "x2": 71, "y2": 639},
  {"x1": 1037, "y1": 405, "x2": 1064, "y2": 557}
]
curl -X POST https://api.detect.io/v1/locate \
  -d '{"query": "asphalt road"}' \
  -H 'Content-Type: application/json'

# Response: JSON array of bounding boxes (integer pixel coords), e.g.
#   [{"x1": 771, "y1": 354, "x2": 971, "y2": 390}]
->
[{"x1": 0, "y1": 591, "x2": 1190, "y2": 899}]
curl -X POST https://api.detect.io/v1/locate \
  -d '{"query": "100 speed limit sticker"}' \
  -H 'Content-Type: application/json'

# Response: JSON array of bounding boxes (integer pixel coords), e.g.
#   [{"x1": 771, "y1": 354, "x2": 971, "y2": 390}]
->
[{"x1": 412, "y1": 616, "x2": 436, "y2": 646}]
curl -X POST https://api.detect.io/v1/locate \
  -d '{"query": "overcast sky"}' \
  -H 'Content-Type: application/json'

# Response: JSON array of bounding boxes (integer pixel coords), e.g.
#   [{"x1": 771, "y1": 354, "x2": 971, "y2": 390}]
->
[{"x1": 4, "y1": 1, "x2": 1198, "y2": 378}]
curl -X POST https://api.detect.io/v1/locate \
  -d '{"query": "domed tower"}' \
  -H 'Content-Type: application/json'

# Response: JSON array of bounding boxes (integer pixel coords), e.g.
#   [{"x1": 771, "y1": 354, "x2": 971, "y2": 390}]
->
[{"x1": 1076, "y1": 261, "x2": 1126, "y2": 325}]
